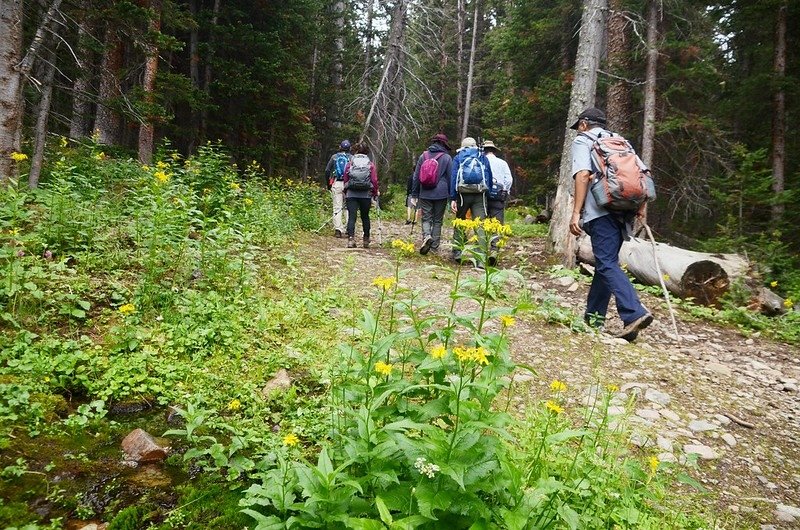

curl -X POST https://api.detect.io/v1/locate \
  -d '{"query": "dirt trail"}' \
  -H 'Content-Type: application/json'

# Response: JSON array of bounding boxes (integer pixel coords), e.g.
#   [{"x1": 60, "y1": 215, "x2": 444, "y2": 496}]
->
[{"x1": 302, "y1": 219, "x2": 800, "y2": 529}]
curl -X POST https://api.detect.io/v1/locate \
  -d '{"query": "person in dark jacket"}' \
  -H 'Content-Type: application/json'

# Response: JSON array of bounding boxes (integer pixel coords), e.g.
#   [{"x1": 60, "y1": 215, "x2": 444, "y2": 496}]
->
[
  {"x1": 343, "y1": 142, "x2": 379, "y2": 248},
  {"x1": 450, "y1": 137, "x2": 493, "y2": 263},
  {"x1": 410, "y1": 133, "x2": 453, "y2": 255}
]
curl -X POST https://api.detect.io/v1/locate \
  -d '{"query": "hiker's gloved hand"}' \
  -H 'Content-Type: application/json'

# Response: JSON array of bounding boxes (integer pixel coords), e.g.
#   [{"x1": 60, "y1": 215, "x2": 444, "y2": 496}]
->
[
  {"x1": 450, "y1": 200, "x2": 457, "y2": 214},
  {"x1": 410, "y1": 197, "x2": 417, "y2": 207}
]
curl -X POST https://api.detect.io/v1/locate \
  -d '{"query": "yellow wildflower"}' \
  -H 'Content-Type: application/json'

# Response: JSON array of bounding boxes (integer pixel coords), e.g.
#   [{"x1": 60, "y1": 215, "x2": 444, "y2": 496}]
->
[
  {"x1": 375, "y1": 362, "x2": 393, "y2": 376},
  {"x1": 550, "y1": 380, "x2": 567, "y2": 392},
  {"x1": 607, "y1": 384, "x2": 619, "y2": 393},
  {"x1": 372, "y1": 276, "x2": 396, "y2": 291},
  {"x1": 59, "y1": 137, "x2": 68, "y2": 148},
  {"x1": 44, "y1": 376, "x2": 51, "y2": 383},
  {"x1": 142, "y1": 165, "x2": 150, "y2": 171},
  {"x1": 391, "y1": 239, "x2": 415, "y2": 254},
  {"x1": 500, "y1": 315, "x2": 516, "y2": 328},
  {"x1": 545, "y1": 400, "x2": 564, "y2": 414},
  {"x1": 473, "y1": 347, "x2": 489, "y2": 365},
  {"x1": 8, "y1": 228, "x2": 19, "y2": 236},
  {"x1": 170, "y1": 152, "x2": 181, "y2": 161},
  {"x1": 452, "y1": 218, "x2": 481, "y2": 231},
  {"x1": 154, "y1": 171, "x2": 170, "y2": 184},
  {"x1": 227, "y1": 398, "x2": 241, "y2": 411},
  {"x1": 229, "y1": 182, "x2": 241, "y2": 190},
  {"x1": 118, "y1": 303, "x2": 136, "y2": 315},
  {"x1": 784, "y1": 298, "x2": 794, "y2": 309},
  {"x1": 453, "y1": 346, "x2": 472, "y2": 363},
  {"x1": 663, "y1": 274, "x2": 670, "y2": 282},
  {"x1": 283, "y1": 433, "x2": 300, "y2": 447},
  {"x1": 430, "y1": 345, "x2": 447, "y2": 359},
  {"x1": 9, "y1": 152, "x2": 28, "y2": 162},
  {"x1": 482, "y1": 217, "x2": 512, "y2": 236},
  {"x1": 770, "y1": 281, "x2": 778, "y2": 288},
  {"x1": 94, "y1": 152, "x2": 105, "y2": 160},
  {"x1": 648, "y1": 455, "x2": 659, "y2": 474},
  {"x1": 203, "y1": 188, "x2": 211, "y2": 195},
  {"x1": 243, "y1": 198, "x2": 254, "y2": 206},
  {"x1": 156, "y1": 160, "x2": 169, "y2": 169}
]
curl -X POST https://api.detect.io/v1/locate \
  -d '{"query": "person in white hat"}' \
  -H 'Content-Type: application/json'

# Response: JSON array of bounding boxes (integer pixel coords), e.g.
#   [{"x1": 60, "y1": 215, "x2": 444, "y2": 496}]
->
[{"x1": 482, "y1": 140, "x2": 513, "y2": 265}]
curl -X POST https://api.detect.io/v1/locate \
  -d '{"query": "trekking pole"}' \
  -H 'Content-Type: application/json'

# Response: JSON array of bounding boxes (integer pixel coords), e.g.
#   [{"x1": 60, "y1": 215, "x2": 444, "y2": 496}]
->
[
  {"x1": 313, "y1": 207, "x2": 344, "y2": 233},
  {"x1": 374, "y1": 197, "x2": 383, "y2": 246},
  {"x1": 410, "y1": 204, "x2": 418, "y2": 235},
  {"x1": 642, "y1": 223, "x2": 680, "y2": 338}
]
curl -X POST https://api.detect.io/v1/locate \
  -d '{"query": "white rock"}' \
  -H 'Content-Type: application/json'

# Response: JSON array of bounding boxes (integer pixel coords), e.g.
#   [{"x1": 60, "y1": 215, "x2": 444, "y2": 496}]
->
[
  {"x1": 775, "y1": 504, "x2": 800, "y2": 522},
  {"x1": 657, "y1": 436, "x2": 673, "y2": 451},
  {"x1": 556, "y1": 276, "x2": 575, "y2": 287},
  {"x1": 660, "y1": 409, "x2": 681, "y2": 422},
  {"x1": 721, "y1": 433, "x2": 737, "y2": 447},
  {"x1": 688, "y1": 420, "x2": 718, "y2": 432},
  {"x1": 636, "y1": 409, "x2": 661, "y2": 421},
  {"x1": 683, "y1": 444, "x2": 718, "y2": 460},
  {"x1": 705, "y1": 362, "x2": 732, "y2": 377},
  {"x1": 644, "y1": 388, "x2": 672, "y2": 406}
]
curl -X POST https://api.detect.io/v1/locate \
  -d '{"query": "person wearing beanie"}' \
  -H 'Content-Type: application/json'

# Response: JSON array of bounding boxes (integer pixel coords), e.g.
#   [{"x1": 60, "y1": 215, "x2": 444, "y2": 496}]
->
[{"x1": 410, "y1": 133, "x2": 453, "y2": 255}]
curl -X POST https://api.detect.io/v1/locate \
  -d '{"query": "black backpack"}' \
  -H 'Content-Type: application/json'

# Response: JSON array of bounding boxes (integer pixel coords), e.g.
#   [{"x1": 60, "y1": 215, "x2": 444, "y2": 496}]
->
[{"x1": 347, "y1": 154, "x2": 373, "y2": 191}]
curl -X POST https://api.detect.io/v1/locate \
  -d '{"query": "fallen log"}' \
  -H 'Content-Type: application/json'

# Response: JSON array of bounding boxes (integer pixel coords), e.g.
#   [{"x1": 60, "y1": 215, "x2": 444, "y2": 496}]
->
[{"x1": 575, "y1": 235, "x2": 784, "y2": 311}]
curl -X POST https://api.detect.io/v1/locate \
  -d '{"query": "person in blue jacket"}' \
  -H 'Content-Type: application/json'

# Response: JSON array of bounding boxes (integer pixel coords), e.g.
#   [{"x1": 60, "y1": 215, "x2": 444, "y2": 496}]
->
[{"x1": 450, "y1": 137, "x2": 493, "y2": 263}]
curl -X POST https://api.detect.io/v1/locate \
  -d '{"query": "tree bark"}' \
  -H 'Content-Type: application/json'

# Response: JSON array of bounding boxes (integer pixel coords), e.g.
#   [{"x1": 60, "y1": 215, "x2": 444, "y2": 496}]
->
[
  {"x1": 547, "y1": 0, "x2": 607, "y2": 266},
  {"x1": 640, "y1": 0, "x2": 659, "y2": 168},
  {"x1": 95, "y1": 24, "x2": 124, "y2": 145},
  {"x1": 0, "y1": 0, "x2": 24, "y2": 182},
  {"x1": 362, "y1": 0, "x2": 374, "y2": 97},
  {"x1": 576, "y1": 235, "x2": 751, "y2": 307},
  {"x1": 69, "y1": 1, "x2": 93, "y2": 139},
  {"x1": 456, "y1": 0, "x2": 465, "y2": 136},
  {"x1": 605, "y1": 0, "x2": 631, "y2": 133},
  {"x1": 138, "y1": 0, "x2": 162, "y2": 164},
  {"x1": 200, "y1": 0, "x2": 221, "y2": 142},
  {"x1": 770, "y1": 0, "x2": 787, "y2": 222},
  {"x1": 330, "y1": 0, "x2": 345, "y2": 129},
  {"x1": 29, "y1": 46, "x2": 57, "y2": 188},
  {"x1": 460, "y1": 0, "x2": 479, "y2": 140},
  {"x1": 187, "y1": 0, "x2": 200, "y2": 153}
]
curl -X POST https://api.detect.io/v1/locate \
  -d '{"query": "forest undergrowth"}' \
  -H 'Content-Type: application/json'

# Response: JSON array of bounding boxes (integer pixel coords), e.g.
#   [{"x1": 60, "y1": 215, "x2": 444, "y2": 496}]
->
[{"x1": 2, "y1": 144, "x2": 795, "y2": 528}]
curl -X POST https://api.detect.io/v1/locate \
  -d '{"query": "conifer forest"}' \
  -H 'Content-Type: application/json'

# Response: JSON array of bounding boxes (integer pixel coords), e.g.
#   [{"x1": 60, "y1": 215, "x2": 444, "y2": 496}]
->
[{"x1": 1, "y1": 1, "x2": 799, "y2": 529}]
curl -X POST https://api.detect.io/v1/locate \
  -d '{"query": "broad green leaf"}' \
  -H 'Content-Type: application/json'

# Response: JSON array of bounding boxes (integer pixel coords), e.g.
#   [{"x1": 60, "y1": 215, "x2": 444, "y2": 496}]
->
[
  {"x1": 545, "y1": 429, "x2": 592, "y2": 444},
  {"x1": 376, "y1": 496, "x2": 393, "y2": 525},
  {"x1": 557, "y1": 503, "x2": 580, "y2": 530}
]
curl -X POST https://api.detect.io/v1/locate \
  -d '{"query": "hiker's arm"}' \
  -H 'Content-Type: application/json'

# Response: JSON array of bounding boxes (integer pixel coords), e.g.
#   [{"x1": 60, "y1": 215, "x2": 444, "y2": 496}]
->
[
  {"x1": 450, "y1": 154, "x2": 459, "y2": 200},
  {"x1": 370, "y1": 164, "x2": 379, "y2": 197},
  {"x1": 570, "y1": 170, "x2": 591, "y2": 236}
]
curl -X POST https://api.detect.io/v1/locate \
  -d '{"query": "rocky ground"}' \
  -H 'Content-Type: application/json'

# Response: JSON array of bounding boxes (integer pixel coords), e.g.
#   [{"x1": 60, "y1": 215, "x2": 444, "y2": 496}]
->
[{"x1": 305, "y1": 218, "x2": 800, "y2": 529}]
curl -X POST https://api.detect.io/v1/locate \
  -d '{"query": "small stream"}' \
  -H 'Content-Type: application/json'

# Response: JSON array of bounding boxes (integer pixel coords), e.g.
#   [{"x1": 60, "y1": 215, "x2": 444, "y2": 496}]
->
[{"x1": 1, "y1": 403, "x2": 190, "y2": 529}]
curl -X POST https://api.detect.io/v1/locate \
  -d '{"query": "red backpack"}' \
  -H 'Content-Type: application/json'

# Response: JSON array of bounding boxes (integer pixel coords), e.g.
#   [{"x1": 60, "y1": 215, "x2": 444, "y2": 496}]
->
[{"x1": 418, "y1": 151, "x2": 444, "y2": 189}]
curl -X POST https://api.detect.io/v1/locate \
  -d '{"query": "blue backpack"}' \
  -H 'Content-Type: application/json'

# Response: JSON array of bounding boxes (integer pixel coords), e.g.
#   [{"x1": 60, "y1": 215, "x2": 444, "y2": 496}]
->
[
  {"x1": 333, "y1": 153, "x2": 349, "y2": 180},
  {"x1": 456, "y1": 147, "x2": 488, "y2": 193}
]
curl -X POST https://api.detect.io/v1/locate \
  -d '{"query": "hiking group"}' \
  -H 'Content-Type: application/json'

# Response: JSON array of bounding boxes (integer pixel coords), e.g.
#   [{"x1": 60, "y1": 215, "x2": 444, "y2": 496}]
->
[
  {"x1": 322, "y1": 106, "x2": 657, "y2": 341},
  {"x1": 324, "y1": 133, "x2": 514, "y2": 266}
]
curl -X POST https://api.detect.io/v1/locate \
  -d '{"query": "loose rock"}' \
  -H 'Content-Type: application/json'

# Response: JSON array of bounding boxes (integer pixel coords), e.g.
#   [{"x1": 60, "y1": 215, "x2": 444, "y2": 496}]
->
[
  {"x1": 645, "y1": 388, "x2": 671, "y2": 406},
  {"x1": 683, "y1": 444, "x2": 719, "y2": 460},
  {"x1": 688, "y1": 420, "x2": 718, "y2": 432},
  {"x1": 262, "y1": 368, "x2": 293, "y2": 396},
  {"x1": 121, "y1": 428, "x2": 169, "y2": 463}
]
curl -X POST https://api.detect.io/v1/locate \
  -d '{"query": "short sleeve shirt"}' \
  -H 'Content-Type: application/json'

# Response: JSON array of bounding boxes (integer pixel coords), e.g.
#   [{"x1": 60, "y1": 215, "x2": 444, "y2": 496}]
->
[{"x1": 571, "y1": 126, "x2": 609, "y2": 224}]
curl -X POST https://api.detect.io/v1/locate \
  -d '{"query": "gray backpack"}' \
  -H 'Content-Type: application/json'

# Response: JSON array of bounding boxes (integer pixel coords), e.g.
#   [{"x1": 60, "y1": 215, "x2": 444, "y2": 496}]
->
[{"x1": 347, "y1": 154, "x2": 372, "y2": 191}]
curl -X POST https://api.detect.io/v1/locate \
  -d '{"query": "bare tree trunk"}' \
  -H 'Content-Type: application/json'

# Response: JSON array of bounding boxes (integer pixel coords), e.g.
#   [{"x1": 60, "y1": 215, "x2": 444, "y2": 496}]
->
[
  {"x1": 547, "y1": 0, "x2": 607, "y2": 266},
  {"x1": 640, "y1": 0, "x2": 659, "y2": 168},
  {"x1": 200, "y1": 0, "x2": 221, "y2": 142},
  {"x1": 362, "y1": 0, "x2": 374, "y2": 97},
  {"x1": 138, "y1": 0, "x2": 162, "y2": 164},
  {"x1": 95, "y1": 25, "x2": 124, "y2": 145},
  {"x1": 605, "y1": 0, "x2": 632, "y2": 133},
  {"x1": 187, "y1": 0, "x2": 200, "y2": 153},
  {"x1": 30, "y1": 46, "x2": 57, "y2": 188},
  {"x1": 0, "y1": 0, "x2": 24, "y2": 182},
  {"x1": 69, "y1": 2, "x2": 93, "y2": 139},
  {"x1": 17, "y1": 0, "x2": 63, "y2": 76},
  {"x1": 460, "y1": 0, "x2": 479, "y2": 139},
  {"x1": 330, "y1": 0, "x2": 345, "y2": 129},
  {"x1": 456, "y1": 0, "x2": 465, "y2": 136},
  {"x1": 771, "y1": 0, "x2": 787, "y2": 222}
]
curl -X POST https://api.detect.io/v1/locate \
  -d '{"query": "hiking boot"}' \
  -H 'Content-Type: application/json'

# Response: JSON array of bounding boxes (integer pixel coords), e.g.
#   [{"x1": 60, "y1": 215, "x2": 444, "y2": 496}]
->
[
  {"x1": 347, "y1": 237, "x2": 356, "y2": 248},
  {"x1": 616, "y1": 312, "x2": 653, "y2": 342},
  {"x1": 334, "y1": 229, "x2": 343, "y2": 238},
  {"x1": 405, "y1": 220, "x2": 412, "y2": 225},
  {"x1": 420, "y1": 236, "x2": 433, "y2": 255},
  {"x1": 363, "y1": 237, "x2": 370, "y2": 249}
]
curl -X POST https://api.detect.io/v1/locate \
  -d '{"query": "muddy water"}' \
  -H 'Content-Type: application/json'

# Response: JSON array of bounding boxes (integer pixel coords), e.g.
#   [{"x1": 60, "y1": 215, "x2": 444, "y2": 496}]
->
[{"x1": 0, "y1": 406, "x2": 188, "y2": 528}]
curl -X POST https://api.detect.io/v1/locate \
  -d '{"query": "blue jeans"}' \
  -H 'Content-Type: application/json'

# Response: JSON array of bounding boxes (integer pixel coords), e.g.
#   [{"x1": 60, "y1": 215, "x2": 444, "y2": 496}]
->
[{"x1": 583, "y1": 214, "x2": 647, "y2": 326}]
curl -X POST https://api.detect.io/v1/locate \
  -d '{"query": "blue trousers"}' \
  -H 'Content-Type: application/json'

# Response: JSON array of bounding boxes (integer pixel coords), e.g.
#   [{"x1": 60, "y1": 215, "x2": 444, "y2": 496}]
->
[{"x1": 583, "y1": 214, "x2": 648, "y2": 326}]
